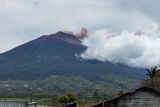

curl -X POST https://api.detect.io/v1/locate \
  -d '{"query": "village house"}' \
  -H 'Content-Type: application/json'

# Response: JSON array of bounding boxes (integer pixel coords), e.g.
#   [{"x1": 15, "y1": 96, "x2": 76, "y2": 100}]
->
[{"x1": 94, "y1": 87, "x2": 160, "y2": 107}]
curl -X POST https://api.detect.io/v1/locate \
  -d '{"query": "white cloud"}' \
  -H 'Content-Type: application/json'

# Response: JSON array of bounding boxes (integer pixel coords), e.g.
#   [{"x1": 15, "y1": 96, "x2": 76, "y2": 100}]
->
[
  {"x1": 81, "y1": 23, "x2": 160, "y2": 68},
  {"x1": 0, "y1": 0, "x2": 157, "y2": 53}
]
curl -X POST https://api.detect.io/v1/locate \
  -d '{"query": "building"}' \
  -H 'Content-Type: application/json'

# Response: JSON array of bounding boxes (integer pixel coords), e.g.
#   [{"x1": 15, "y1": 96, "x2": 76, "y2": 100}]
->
[{"x1": 94, "y1": 87, "x2": 160, "y2": 107}]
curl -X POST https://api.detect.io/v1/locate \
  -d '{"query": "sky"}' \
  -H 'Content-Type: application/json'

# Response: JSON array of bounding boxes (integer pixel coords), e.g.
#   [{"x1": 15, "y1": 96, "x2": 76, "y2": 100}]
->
[
  {"x1": 0, "y1": 0, "x2": 160, "y2": 68},
  {"x1": 0, "y1": 0, "x2": 159, "y2": 53}
]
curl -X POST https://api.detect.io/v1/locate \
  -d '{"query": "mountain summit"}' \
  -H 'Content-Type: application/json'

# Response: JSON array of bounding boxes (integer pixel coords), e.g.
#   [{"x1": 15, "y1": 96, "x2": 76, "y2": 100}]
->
[{"x1": 38, "y1": 31, "x2": 83, "y2": 46}]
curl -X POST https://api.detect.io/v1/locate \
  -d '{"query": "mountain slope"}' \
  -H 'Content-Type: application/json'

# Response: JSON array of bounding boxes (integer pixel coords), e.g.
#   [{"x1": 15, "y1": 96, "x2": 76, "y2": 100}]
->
[
  {"x1": 0, "y1": 31, "x2": 146, "y2": 97},
  {"x1": 0, "y1": 32, "x2": 85, "y2": 79}
]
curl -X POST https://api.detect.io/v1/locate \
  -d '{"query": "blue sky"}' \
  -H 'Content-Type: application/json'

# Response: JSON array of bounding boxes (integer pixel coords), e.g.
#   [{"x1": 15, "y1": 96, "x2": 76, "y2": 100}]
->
[{"x1": 0, "y1": 0, "x2": 159, "y2": 53}]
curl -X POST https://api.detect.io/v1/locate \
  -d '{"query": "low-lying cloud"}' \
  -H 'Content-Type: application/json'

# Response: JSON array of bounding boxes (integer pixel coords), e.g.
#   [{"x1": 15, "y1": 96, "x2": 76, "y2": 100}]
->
[{"x1": 80, "y1": 23, "x2": 160, "y2": 68}]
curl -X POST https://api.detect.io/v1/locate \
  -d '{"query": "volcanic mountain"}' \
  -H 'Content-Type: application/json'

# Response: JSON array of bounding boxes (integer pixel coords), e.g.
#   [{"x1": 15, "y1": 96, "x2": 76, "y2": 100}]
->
[{"x1": 0, "y1": 31, "x2": 146, "y2": 96}]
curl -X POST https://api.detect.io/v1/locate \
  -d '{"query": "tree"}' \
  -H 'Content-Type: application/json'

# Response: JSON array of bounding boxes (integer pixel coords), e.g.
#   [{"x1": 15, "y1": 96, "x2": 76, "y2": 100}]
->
[
  {"x1": 142, "y1": 66, "x2": 160, "y2": 88},
  {"x1": 93, "y1": 90, "x2": 99, "y2": 101},
  {"x1": 67, "y1": 93, "x2": 76, "y2": 103},
  {"x1": 146, "y1": 66, "x2": 157, "y2": 78},
  {"x1": 58, "y1": 93, "x2": 76, "y2": 106},
  {"x1": 58, "y1": 95, "x2": 69, "y2": 106}
]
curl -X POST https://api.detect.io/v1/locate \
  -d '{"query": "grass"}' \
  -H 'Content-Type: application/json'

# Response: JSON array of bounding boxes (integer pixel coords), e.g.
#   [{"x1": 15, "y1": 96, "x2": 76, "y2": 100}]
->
[
  {"x1": 0, "y1": 98, "x2": 25, "y2": 102},
  {"x1": 37, "y1": 98, "x2": 53, "y2": 106},
  {"x1": 0, "y1": 97, "x2": 100, "y2": 107}
]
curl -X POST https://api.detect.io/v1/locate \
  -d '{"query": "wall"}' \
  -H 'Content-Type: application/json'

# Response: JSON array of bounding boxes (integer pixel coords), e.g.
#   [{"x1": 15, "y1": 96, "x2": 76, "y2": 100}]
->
[
  {"x1": 117, "y1": 91, "x2": 160, "y2": 107},
  {"x1": 93, "y1": 90, "x2": 160, "y2": 107}
]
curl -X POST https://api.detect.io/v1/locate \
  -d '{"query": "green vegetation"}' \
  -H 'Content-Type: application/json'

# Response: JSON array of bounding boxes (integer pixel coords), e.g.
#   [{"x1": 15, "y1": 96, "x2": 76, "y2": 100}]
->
[
  {"x1": 58, "y1": 93, "x2": 76, "y2": 106},
  {"x1": 142, "y1": 66, "x2": 160, "y2": 90},
  {"x1": 146, "y1": 66, "x2": 158, "y2": 78},
  {"x1": 66, "y1": 93, "x2": 76, "y2": 103},
  {"x1": 58, "y1": 95, "x2": 69, "y2": 104},
  {"x1": 0, "y1": 74, "x2": 137, "y2": 101}
]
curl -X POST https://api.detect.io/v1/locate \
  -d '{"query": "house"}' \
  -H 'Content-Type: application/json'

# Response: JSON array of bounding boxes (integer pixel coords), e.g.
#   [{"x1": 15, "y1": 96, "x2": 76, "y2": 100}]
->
[{"x1": 93, "y1": 87, "x2": 160, "y2": 107}]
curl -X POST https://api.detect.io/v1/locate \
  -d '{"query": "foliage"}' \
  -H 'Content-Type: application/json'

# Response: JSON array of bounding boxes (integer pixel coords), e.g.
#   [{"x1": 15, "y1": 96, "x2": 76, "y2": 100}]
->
[
  {"x1": 58, "y1": 93, "x2": 76, "y2": 105},
  {"x1": 146, "y1": 66, "x2": 157, "y2": 78},
  {"x1": 93, "y1": 90, "x2": 100, "y2": 101},
  {"x1": 142, "y1": 66, "x2": 160, "y2": 89},
  {"x1": 66, "y1": 93, "x2": 76, "y2": 102},
  {"x1": 58, "y1": 95, "x2": 69, "y2": 104},
  {"x1": 0, "y1": 74, "x2": 139, "y2": 100}
]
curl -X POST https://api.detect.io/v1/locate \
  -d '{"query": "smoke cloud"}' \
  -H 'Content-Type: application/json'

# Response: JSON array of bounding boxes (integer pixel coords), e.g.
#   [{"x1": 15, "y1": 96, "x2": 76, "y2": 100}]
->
[{"x1": 80, "y1": 23, "x2": 160, "y2": 68}]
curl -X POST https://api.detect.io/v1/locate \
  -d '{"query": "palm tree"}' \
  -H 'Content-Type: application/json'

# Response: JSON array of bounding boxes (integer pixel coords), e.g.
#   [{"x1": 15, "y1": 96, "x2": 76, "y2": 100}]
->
[{"x1": 146, "y1": 66, "x2": 157, "y2": 78}]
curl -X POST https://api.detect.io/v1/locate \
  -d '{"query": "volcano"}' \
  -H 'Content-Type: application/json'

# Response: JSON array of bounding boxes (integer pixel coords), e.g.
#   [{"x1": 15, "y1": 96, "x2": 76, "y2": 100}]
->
[{"x1": 0, "y1": 31, "x2": 145, "y2": 94}]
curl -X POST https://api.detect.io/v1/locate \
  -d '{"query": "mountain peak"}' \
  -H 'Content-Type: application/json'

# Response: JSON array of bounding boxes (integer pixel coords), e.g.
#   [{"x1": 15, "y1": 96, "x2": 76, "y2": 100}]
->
[
  {"x1": 55, "y1": 31, "x2": 67, "y2": 35},
  {"x1": 36, "y1": 31, "x2": 83, "y2": 46}
]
